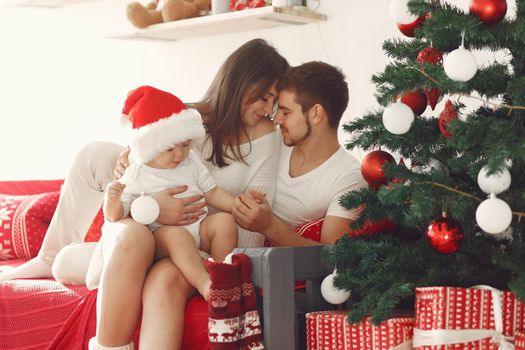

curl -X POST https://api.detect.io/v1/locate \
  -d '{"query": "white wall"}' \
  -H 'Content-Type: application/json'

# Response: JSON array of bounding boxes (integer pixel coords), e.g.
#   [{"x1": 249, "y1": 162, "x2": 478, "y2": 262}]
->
[{"x1": 0, "y1": 0, "x2": 402, "y2": 180}]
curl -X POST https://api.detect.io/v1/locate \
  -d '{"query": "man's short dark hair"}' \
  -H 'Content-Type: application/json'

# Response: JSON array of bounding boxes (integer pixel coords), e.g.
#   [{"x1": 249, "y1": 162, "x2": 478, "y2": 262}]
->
[{"x1": 277, "y1": 61, "x2": 349, "y2": 129}]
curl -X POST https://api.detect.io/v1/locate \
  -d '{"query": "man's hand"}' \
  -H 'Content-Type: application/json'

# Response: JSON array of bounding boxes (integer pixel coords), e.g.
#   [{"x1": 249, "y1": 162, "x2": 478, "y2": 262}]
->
[
  {"x1": 232, "y1": 189, "x2": 273, "y2": 233},
  {"x1": 113, "y1": 147, "x2": 130, "y2": 180},
  {"x1": 152, "y1": 187, "x2": 207, "y2": 226}
]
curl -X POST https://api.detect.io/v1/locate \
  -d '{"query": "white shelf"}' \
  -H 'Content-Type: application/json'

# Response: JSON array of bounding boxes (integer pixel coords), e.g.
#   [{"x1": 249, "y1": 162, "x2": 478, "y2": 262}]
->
[
  {"x1": 10, "y1": 0, "x2": 98, "y2": 7},
  {"x1": 110, "y1": 6, "x2": 327, "y2": 42}
]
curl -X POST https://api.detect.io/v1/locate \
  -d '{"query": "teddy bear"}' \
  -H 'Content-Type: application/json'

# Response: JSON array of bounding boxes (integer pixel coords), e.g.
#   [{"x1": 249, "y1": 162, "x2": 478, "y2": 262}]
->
[{"x1": 127, "y1": 0, "x2": 212, "y2": 29}]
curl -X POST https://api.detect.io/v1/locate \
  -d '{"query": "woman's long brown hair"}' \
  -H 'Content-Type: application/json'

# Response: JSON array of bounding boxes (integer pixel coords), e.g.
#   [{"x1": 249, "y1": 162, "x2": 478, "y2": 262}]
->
[{"x1": 187, "y1": 39, "x2": 289, "y2": 167}]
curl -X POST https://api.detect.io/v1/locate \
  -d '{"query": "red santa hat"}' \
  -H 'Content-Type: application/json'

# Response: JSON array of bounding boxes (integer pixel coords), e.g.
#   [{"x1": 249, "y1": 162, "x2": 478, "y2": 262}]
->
[{"x1": 122, "y1": 85, "x2": 205, "y2": 164}]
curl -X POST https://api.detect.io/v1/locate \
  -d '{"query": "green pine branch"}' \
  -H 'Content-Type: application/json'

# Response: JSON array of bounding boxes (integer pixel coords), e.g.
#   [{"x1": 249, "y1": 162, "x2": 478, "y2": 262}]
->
[{"x1": 326, "y1": 0, "x2": 525, "y2": 324}]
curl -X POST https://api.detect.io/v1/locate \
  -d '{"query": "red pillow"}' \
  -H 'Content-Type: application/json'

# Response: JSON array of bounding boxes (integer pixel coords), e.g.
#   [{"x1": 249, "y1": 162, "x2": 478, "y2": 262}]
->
[
  {"x1": 84, "y1": 206, "x2": 104, "y2": 243},
  {"x1": 0, "y1": 191, "x2": 60, "y2": 260}
]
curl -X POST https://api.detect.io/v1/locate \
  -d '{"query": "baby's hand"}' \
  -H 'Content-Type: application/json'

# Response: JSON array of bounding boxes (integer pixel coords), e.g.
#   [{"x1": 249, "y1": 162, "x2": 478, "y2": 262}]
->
[
  {"x1": 106, "y1": 181, "x2": 126, "y2": 200},
  {"x1": 113, "y1": 147, "x2": 130, "y2": 180},
  {"x1": 248, "y1": 189, "x2": 266, "y2": 204}
]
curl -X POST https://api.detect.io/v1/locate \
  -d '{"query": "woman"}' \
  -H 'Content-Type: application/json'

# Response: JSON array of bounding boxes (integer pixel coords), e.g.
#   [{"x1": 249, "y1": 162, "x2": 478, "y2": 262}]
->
[{"x1": 28, "y1": 38, "x2": 288, "y2": 350}]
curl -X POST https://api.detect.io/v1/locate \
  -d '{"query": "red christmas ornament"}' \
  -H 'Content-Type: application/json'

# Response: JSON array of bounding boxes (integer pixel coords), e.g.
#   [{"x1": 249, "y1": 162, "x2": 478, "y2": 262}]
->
[
  {"x1": 416, "y1": 47, "x2": 443, "y2": 65},
  {"x1": 439, "y1": 100, "x2": 458, "y2": 138},
  {"x1": 416, "y1": 47, "x2": 443, "y2": 111},
  {"x1": 397, "y1": 14, "x2": 427, "y2": 37},
  {"x1": 426, "y1": 213, "x2": 463, "y2": 254},
  {"x1": 400, "y1": 89, "x2": 427, "y2": 116},
  {"x1": 469, "y1": 0, "x2": 507, "y2": 25},
  {"x1": 361, "y1": 150, "x2": 395, "y2": 189},
  {"x1": 423, "y1": 87, "x2": 441, "y2": 111}
]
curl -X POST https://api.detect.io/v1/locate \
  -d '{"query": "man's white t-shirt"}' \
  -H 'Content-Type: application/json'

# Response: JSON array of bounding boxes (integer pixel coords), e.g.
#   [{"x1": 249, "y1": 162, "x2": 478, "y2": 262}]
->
[{"x1": 272, "y1": 144, "x2": 367, "y2": 227}]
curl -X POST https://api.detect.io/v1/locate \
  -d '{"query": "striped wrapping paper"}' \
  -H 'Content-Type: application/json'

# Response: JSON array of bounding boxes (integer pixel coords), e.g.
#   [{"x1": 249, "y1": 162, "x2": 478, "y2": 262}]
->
[
  {"x1": 414, "y1": 286, "x2": 525, "y2": 350},
  {"x1": 515, "y1": 331, "x2": 525, "y2": 350},
  {"x1": 306, "y1": 310, "x2": 414, "y2": 350}
]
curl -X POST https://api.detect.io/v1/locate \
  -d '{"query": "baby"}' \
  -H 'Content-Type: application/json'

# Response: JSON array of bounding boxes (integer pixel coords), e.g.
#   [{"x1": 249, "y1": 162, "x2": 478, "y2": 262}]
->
[{"x1": 102, "y1": 85, "x2": 238, "y2": 300}]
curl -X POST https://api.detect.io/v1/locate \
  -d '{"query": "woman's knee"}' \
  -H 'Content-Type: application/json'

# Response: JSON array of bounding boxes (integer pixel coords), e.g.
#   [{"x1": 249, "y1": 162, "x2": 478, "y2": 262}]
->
[
  {"x1": 113, "y1": 222, "x2": 155, "y2": 256},
  {"x1": 52, "y1": 242, "x2": 97, "y2": 285},
  {"x1": 72, "y1": 142, "x2": 125, "y2": 189}
]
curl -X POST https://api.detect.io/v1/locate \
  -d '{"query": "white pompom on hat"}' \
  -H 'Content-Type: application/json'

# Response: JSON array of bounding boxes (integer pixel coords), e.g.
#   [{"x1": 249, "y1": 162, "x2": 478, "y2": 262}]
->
[{"x1": 122, "y1": 85, "x2": 205, "y2": 164}]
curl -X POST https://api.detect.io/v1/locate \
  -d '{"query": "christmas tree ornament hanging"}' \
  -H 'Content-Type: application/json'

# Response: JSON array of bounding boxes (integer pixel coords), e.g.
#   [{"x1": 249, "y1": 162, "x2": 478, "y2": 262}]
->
[
  {"x1": 361, "y1": 150, "x2": 395, "y2": 189},
  {"x1": 426, "y1": 212, "x2": 463, "y2": 254},
  {"x1": 424, "y1": 87, "x2": 442, "y2": 111},
  {"x1": 397, "y1": 15, "x2": 427, "y2": 37},
  {"x1": 417, "y1": 47, "x2": 443, "y2": 65},
  {"x1": 382, "y1": 102, "x2": 415, "y2": 135},
  {"x1": 476, "y1": 193, "x2": 512, "y2": 234},
  {"x1": 389, "y1": 0, "x2": 419, "y2": 24},
  {"x1": 320, "y1": 271, "x2": 351, "y2": 305},
  {"x1": 443, "y1": 45, "x2": 478, "y2": 82},
  {"x1": 416, "y1": 47, "x2": 443, "y2": 110},
  {"x1": 131, "y1": 194, "x2": 160, "y2": 225},
  {"x1": 438, "y1": 100, "x2": 459, "y2": 138},
  {"x1": 469, "y1": 0, "x2": 507, "y2": 25},
  {"x1": 477, "y1": 165, "x2": 511, "y2": 195},
  {"x1": 400, "y1": 89, "x2": 428, "y2": 116}
]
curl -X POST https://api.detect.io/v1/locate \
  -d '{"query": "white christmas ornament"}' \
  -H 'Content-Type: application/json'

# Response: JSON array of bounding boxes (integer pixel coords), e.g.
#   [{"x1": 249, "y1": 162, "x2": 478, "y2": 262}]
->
[
  {"x1": 476, "y1": 194, "x2": 512, "y2": 234},
  {"x1": 321, "y1": 273, "x2": 351, "y2": 305},
  {"x1": 382, "y1": 102, "x2": 415, "y2": 135},
  {"x1": 389, "y1": 0, "x2": 419, "y2": 24},
  {"x1": 477, "y1": 165, "x2": 511, "y2": 195},
  {"x1": 131, "y1": 194, "x2": 160, "y2": 225},
  {"x1": 443, "y1": 45, "x2": 478, "y2": 82}
]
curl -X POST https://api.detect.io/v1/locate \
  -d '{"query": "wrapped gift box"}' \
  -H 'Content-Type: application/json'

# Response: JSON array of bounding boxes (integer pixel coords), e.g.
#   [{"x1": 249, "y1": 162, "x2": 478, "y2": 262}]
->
[
  {"x1": 516, "y1": 331, "x2": 525, "y2": 350},
  {"x1": 413, "y1": 286, "x2": 525, "y2": 350},
  {"x1": 306, "y1": 310, "x2": 414, "y2": 350}
]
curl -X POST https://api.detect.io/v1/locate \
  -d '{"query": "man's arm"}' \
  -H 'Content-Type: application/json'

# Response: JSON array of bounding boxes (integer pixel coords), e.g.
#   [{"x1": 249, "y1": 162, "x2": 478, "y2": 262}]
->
[
  {"x1": 262, "y1": 213, "x2": 324, "y2": 247},
  {"x1": 233, "y1": 190, "x2": 352, "y2": 246},
  {"x1": 317, "y1": 215, "x2": 353, "y2": 244}
]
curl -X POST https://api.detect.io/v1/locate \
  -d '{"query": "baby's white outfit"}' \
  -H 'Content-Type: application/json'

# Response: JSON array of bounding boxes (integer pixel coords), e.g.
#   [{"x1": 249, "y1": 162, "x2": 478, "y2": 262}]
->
[{"x1": 119, "y1": 150, "x2": 216, "y2": 245}]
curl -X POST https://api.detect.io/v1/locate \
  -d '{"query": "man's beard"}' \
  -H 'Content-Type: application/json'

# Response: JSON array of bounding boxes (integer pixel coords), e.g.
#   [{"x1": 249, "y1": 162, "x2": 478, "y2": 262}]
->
[{"x1": 284, "y1": 118, "x2": 311, "y2": 146}]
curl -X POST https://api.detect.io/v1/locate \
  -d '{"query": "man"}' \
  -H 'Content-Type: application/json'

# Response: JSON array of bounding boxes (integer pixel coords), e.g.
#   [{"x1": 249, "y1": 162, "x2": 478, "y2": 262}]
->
[{"x1": 232, "y1": 61, "x2": 366, "y2": 246}]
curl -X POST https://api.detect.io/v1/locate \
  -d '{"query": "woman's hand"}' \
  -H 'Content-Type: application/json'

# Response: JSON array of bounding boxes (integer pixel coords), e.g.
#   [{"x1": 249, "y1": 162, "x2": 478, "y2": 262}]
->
[
  {"x1": 113, "y1": 147, "x2": 130, "y2": 180},
  {"x1": 152, "y1": 186, "x2": 207, "y2": 226}
]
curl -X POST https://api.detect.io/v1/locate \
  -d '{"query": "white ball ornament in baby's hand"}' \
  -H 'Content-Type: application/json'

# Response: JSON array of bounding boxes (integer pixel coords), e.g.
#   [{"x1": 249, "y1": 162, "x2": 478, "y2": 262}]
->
[
  {"x1": 131, "y1": 194, "x2": 159, "y2": 225},
  {"x1": 321, "y1": 272, "x2": 351, "y2": 305}
]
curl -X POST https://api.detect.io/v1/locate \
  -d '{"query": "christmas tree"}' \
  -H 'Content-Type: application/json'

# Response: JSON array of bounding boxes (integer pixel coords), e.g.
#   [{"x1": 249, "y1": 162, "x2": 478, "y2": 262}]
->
[{"x1": 323, "y1": 0, "x2": 525, "y2": 324}]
